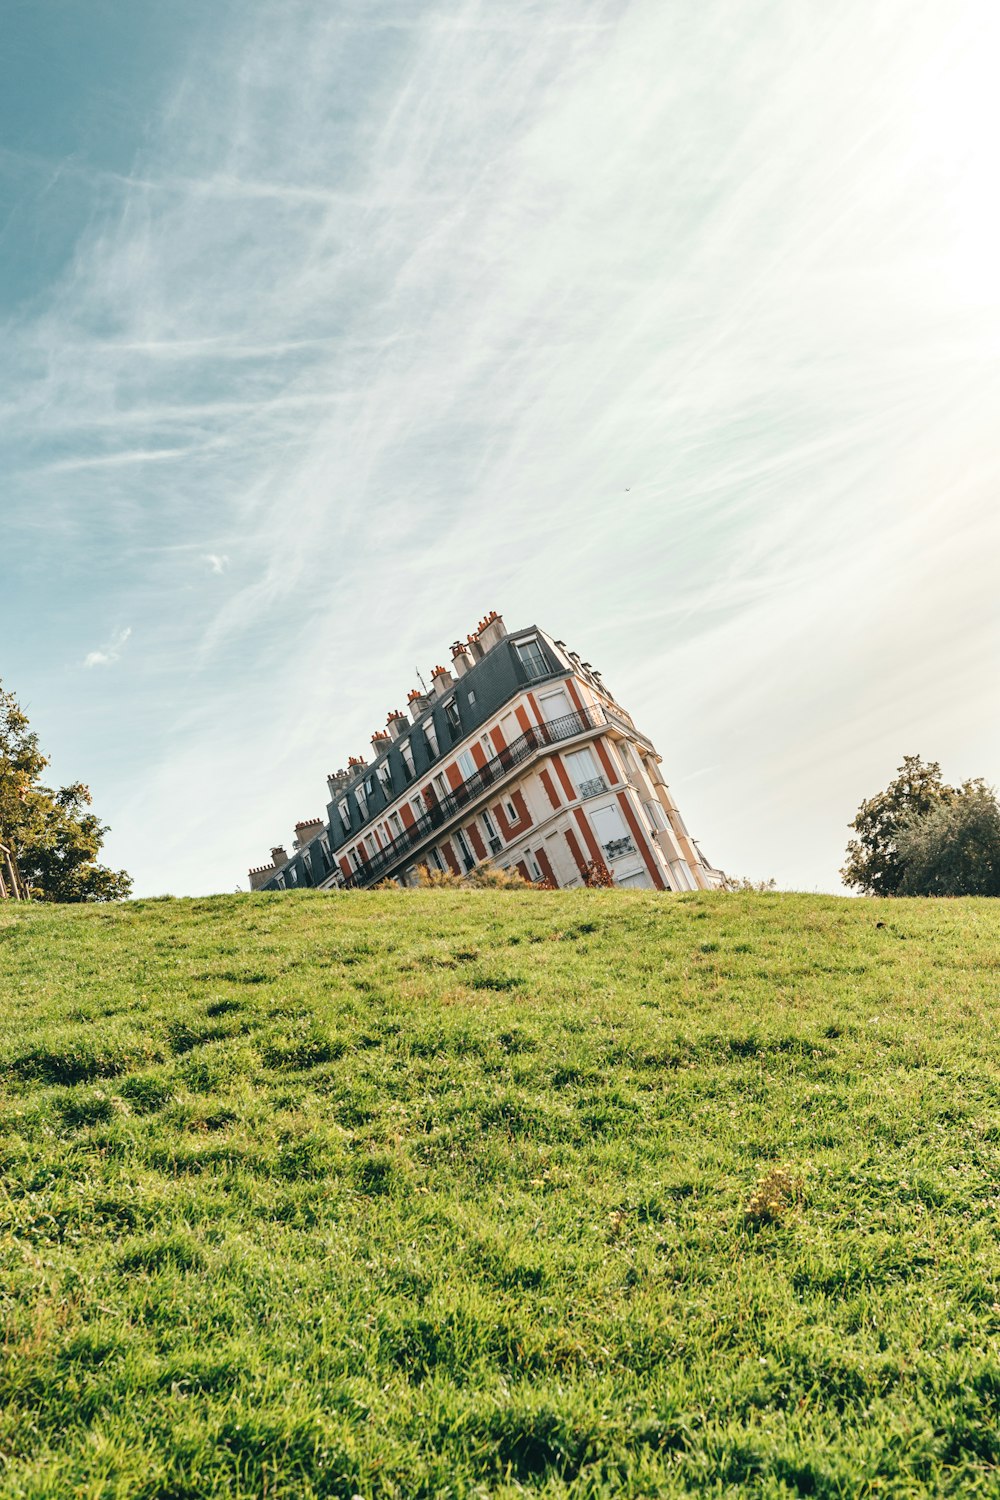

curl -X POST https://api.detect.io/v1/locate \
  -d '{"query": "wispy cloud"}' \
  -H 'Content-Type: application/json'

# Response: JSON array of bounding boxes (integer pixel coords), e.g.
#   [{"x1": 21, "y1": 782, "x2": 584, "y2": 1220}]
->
[
  {"x1": 3, "y1": 0, "x2": 999, "y2": 895},
  {"x1": 83, "y1": 627, "x2": 132, "y2": 669}
]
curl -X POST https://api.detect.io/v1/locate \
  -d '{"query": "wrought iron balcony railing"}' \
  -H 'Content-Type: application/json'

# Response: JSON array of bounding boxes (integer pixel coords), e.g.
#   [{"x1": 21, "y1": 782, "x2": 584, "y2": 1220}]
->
[
  {"x1": 577, "y1": 775, "x2": 608, "y2": 799},
  {"x1": 339, "y1": 705, "x2": 606, "y2": 888},
  {"x1": 603, "y1": 836, "x2": 635, "y2": 861}
]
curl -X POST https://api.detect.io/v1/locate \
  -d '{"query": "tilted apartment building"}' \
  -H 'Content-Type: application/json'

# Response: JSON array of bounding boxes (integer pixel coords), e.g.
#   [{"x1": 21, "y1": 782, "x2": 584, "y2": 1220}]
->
[{"x1": 249, "y1": 613, "x2": 722, "y2": 894}]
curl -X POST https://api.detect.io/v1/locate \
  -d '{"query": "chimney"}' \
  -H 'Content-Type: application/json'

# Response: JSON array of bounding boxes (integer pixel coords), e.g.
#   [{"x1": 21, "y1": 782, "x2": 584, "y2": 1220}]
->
[
  {"x1": 475, "y1": 611, "x2": 506, "y2": 653},
  {"x1": 270, "y1": 845, "x2": 289, "y2": 867},
  {"x1": 450, "y1": 641, "x2": 471, "y2": 677},
  {"x1": 408, "y1": 687, "x2": 431, "y2": 720},
  {"x1": 294, "y1": 818, "x2": 324, "y2": 849},
  {"x1": 430, "y1": 664, "x2": 454, "y2": 698},
  {"x1": 347, "y1": 756, "x2": 367, "y2": 773},
  {"x1": 465, "y1": 632, "x2": 484, "y2": 663},
  {"x1": 371, "y1": 729, "x2": 390, "y2": 755},
  {"x1": 248, "y1": 862, "x2": 276, "y2": 891},
  {"x1": 386, "y1": 709, "x2": 409, "y2": 740},
  {"x1": 326, "y1": 768, "x2": 351, "y2": 797}
]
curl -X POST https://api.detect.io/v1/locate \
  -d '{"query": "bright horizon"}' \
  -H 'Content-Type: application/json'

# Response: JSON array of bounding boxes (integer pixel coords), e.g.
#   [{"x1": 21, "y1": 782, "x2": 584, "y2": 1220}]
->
[{"x1": 3, "y1": 0, "x2": 998, "y2": 896}]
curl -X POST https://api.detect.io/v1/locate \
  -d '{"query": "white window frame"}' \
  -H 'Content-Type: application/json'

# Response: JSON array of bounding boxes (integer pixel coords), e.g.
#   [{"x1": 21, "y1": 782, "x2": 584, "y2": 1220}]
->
[
  {"x1": 424, "y1": 720, "x2": 439, "y2": 757},
  {"x1": 514, "y1": 636, "x2": 547, "y2": 677},
  {"x1": 458, "y1": 749, "x2": 476, "y2": 781},
  {"x1": 481, "y1": 808, "x2": 502, "y2": 855},
  {"x1": 564, "y1": 746, "x2": 607, "y2": 799},
  {"x1": 400, "y1": 740, "x2": 415, "y2": 779},
  {"x1": 454, "y1": 827, "x2": 475, "y2": 872}
]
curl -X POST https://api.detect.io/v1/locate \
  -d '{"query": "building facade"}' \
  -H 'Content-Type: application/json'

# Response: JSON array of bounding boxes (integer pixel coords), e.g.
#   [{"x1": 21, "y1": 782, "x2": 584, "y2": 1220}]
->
[{"x1": 249, "y1": 614, "x2": 722, "y2": 894}]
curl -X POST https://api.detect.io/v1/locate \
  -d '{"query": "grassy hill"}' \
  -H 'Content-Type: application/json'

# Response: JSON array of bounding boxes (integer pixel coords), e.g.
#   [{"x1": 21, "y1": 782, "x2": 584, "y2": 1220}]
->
[{"x1": 0, "y1": 890, "x2": 997, "y2": 1498}]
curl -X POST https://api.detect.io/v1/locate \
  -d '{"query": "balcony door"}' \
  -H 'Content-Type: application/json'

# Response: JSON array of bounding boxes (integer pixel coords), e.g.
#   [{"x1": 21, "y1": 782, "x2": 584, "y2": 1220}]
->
[{"x1": 538, "y1": 688, "x2": 572, "y2": 726}]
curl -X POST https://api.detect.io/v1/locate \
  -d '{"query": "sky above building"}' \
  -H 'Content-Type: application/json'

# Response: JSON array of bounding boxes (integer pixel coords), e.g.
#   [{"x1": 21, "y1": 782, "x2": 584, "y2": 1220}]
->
[{"x1": 2, "y1": 0, "x2": 998, "y2": 897}]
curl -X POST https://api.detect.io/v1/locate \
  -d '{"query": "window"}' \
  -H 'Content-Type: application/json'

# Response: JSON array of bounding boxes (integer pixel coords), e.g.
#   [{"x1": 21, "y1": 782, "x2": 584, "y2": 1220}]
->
[
  {"x1": 564, "y1": 747, "x2": 607, "y2": 800},
  {"x1": 400, "y1": 740, "x2": 415, "y2": 779},
  {"x1": 355, "y1": 785, "x2": 368, "y2": 819},
  {"x1": 538, "y1": 688, "x2": 572, "y2": 724},
  {"x1": 338, "y1": 799, "x2": 350, "y2": 835},
  {"x1": 377, "y1": 763, "x2": 393, "y2": 799},
  {"x1": 503, "y1": 797, "x2": 518, "y2": 825},
  {"x1": 365, "y1": 834, "x2": 378, "y2": 859},
  {"x1": 589, "y1": 803, "x2": 634, "y2": 862},
  {"x1": 644, "y1": 800, "x2": 668, "y2": 833},
  {"x1": 411, "y1": 792, "x2": 426, "y2": 819},
  {"x1": 528, "y1": 853, "x2": 543, "y2": 883},
  {"x1": 389, "y1": 812, "x2": 404, "y2": 839},
  {"x1": 443, "y1": 697, "x2": 461, "y2": 735},
  {"x1": 424, "y1": 719, "x2": 439, "y2": 757},
  {"x1": 433, "y1": 772, "x2": 448, "y2": 803},
  {"x1": 428, "y1": 847, "x2": 445, "y2": 872},
  {"x1": 349, "y1": 848, "x2": 362, "y2": 872},
  {"x1": 514, "y1": 637, "x2": 547, "y2": 677},
  {"x1": 467, "y1": 689, "x2": 476, "y2": 706},
  {"x1": 454, "y1": 828, "x2": 475, "y2": 873},
  {"x1": 481, "y1": 808, "x2": 502, "y2": 856},
  {"x1": 458, "y1": 749, "x2": 476, "y2": 781},
  {"x1": 616, "y1": 741, "x2": 643, "y2": 785}
]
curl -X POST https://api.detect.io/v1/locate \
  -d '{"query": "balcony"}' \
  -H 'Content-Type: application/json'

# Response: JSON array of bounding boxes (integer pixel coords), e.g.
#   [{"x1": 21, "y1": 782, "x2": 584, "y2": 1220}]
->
[
  {"x1": 603, "y1": 836, "x2": 635, "y2": 861},
  {"x1": 576, "y1": 775, "x2": 608, "y2": 799},
  {"x1": 339, "y1": 705, "x2": 606, "y2": 888}
]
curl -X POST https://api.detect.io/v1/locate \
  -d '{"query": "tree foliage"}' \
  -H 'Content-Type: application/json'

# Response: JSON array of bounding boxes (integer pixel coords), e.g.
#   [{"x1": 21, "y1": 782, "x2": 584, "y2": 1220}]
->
[
  {"x1": 0, "y1": 679, "x2": 132, "y2": 902},
  {"x1": 841, "y1": 755, "x2": 952, "y2": 896},
  {"x1": 843, "y1": 755, "x2": 1000, "y2": 897},
  {"x1": 895, "y1": 782, "x2": 1000, "y2": 896}
]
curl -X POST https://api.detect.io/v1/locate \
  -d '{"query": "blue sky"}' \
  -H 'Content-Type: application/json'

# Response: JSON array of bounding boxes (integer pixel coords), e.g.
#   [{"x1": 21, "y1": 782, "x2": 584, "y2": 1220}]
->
[{"x1": 2, "y1": 0, "x2": 998, "y2": 896}]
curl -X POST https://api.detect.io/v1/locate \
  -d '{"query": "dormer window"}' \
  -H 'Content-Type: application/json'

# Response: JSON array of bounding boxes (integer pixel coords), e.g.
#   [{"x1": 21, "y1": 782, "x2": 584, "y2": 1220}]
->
[
  {"x1": 443, "y1": 697, "x2": 461, "y2": 735},
  {"x1": 337, "y1": 798, "x2": 350, "y2": 835},
  {"x1": 424, "y1": 720, "x2": 439, "y2": 757},
  {"x1": 377, "y1": 763, "x2": 393, "y2": 799},
  {"x1": 400, "y1": 740, "x2": 415, "y2": 779},
  {"x1": 514, "y1": 637, "x2": 546, "y2": 677}
]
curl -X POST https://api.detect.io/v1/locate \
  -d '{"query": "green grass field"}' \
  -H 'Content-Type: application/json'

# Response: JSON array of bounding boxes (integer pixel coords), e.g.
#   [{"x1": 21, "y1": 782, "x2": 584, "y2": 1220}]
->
[{"x1": 0, "y1": 890, "x2": 998, "y2": 1498}]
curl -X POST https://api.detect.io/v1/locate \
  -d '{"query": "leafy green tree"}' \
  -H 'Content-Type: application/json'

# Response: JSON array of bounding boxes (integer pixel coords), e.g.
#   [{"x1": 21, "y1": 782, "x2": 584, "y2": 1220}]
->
[
  {"x1": 841, "y1": 755, "x2": 953, "y2": 895},
  {"x1": 896, "y1": 782, "x2": 1000, "y2": 896},
  {"x1": 0, "y1": 679, "x2": 132, "y2": 902}
]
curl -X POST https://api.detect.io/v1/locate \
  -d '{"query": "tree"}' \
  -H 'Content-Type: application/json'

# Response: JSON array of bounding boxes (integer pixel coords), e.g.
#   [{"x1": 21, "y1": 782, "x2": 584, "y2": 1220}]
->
[
  {"x1": 0, "y1": 679, "x2": 132, "y2": 902},
  {"x1": 841, "y1": 755, "x2": 953, "y2": 896},
  {"x1": 895, "y1": 782, "x2": 1000, "y2": 896}
]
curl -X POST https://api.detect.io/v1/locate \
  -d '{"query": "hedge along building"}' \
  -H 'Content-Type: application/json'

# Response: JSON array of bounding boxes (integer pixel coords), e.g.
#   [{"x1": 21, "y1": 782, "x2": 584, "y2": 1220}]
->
[{"x1": 249, "y1": 613, "x2": 723, "y2": 894}]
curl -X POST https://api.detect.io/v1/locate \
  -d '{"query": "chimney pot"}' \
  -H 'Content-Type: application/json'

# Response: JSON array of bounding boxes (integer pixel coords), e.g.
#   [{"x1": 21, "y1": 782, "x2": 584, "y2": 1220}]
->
[
  {"x1": 430, "y1": 665, "x2": 454, "y2": 697},
  {"x1": 475, "y1": 611, "x2": 506, "y2": 651}
]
